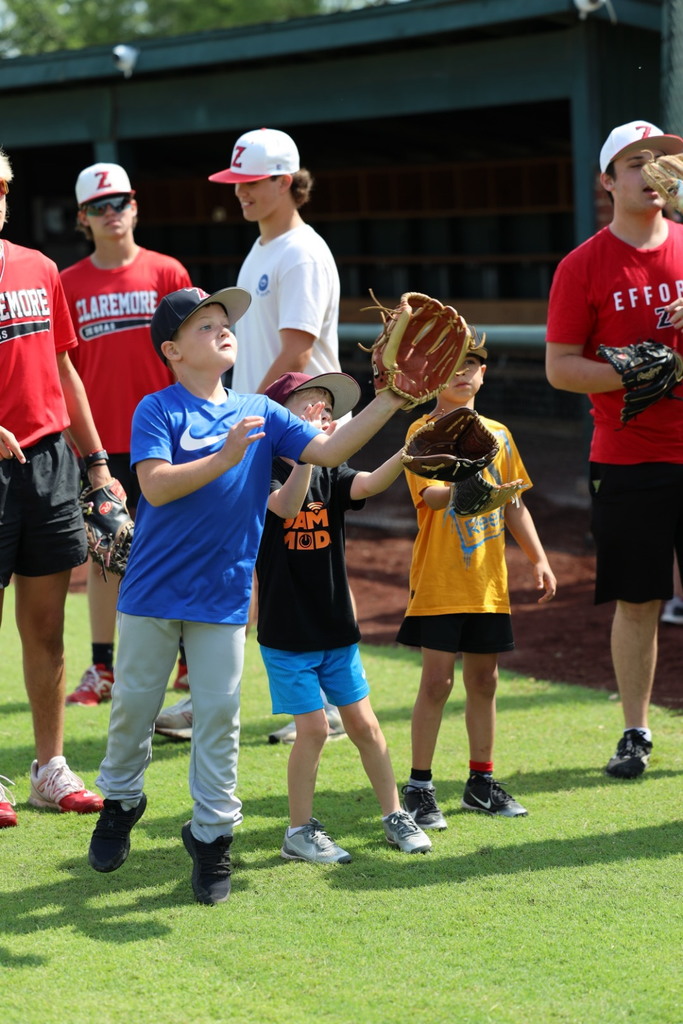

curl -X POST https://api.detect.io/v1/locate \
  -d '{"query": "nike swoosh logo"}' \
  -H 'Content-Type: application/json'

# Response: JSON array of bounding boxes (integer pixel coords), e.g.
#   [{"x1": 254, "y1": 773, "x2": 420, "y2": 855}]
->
[
  {"x1": 179, "y1": 425, "x2": 228, "y2": 452},
  {"x1": 468, "y1": 792, "x2": 492, "y2": 810}
]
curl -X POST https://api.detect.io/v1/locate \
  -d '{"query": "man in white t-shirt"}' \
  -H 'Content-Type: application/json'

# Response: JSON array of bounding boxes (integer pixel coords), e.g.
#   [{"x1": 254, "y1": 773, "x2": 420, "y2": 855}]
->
[{"x1": 209, "y1": 127, "x2": 343, "y2": 395}]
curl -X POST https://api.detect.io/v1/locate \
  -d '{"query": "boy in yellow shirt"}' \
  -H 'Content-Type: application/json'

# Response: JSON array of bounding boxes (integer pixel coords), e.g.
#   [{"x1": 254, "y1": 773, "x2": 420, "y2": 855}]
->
[{"x1": 398, "y1": 347, "x2": 556, "y2": 828}]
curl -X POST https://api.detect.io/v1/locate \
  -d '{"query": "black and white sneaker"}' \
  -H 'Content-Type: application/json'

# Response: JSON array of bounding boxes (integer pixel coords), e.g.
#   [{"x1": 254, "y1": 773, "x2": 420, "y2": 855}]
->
[
  {"x1": 461, "y1": 773, "x2": 527, "y2": 817},
  {"x1": 660, "y1": 598, "x2": 683, "y2": 626},
  {"x1": 88, "y1": 794, "x2": 147, "y2": 872},
  {"x1": 401, "y1": 785, "x2": 448, "y2": 830},
  {"x1": 182, "y1": 821, "x2": 232, "y2": 905},
  {"x1": 605, "y1": 730, "x2": 652, "y2": 779}
]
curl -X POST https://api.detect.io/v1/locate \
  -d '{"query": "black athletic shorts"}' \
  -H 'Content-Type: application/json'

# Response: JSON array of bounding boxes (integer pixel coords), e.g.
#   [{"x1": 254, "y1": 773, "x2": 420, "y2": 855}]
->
[
  {"x1": 396, "y1": 612, "x2": 514, "y2": 654},
  {"x1": 0, "y1": 433, "x2": 87, "y2": 587},
  {"x1": 589, "y1": 461, "x2": 683, "y2": 604}
]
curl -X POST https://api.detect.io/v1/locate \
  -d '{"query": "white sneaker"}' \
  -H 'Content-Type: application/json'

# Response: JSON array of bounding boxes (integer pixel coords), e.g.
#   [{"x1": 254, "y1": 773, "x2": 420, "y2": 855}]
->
[
  {"x1": 155, "y1": 696, "x2": 193, "y2": 740},
  {"x1": 28, "y1": 756, "x2": 103, "y2": 813}
]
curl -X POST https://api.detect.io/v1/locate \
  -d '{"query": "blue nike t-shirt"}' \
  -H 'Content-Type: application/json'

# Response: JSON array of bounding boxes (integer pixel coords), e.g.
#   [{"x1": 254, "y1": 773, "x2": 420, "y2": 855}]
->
[{"x1": 117, "y1": 382, "x2": 320, "y2": 624}]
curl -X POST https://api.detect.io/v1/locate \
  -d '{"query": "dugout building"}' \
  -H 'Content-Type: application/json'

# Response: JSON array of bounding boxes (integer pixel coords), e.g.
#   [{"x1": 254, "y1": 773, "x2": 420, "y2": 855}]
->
[{"x1": 0, "y1": 0, "x2": 677, "y2": 461}]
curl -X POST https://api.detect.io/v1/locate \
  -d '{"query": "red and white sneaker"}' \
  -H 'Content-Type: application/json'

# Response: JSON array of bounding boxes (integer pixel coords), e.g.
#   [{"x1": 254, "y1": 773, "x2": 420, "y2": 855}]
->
[
  {"x1": 28, "y1": 757, "x2": 103, "y2": 814},
  {"x1": 0, "y1": 775, "x2": 17, "y2": 827},
  {"x1": 66, "y1": 664, "x2": 114, "y2": 706},
  {"x1": 173, "y1": 663, "x2": 189, "y2": 691}
]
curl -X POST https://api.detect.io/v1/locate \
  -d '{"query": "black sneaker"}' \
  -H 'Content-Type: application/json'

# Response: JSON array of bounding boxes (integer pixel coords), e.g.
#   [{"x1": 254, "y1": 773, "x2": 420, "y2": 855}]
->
[
  {"x1": 401, "y1": 785, "x2": 448, "y2": 830},
  {"x1": 605, "y1": 730, "x2": 653, "y2": 779},
  {"x1": 181, "y1": 821, "x2": 232, "y2": 905},
  {"x1": 461, "y1": 773, "x2": 527, "y2": 817},
  {"x1": 88, "y1": 794, "x2": 147, "y2": 872}
]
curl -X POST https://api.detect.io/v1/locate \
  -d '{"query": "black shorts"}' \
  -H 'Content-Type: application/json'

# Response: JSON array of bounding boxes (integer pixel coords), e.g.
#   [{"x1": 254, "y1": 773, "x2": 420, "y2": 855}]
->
[
  {"x1": 396, "y1": 613, "x2": 514, "y2": 654},
  {"x1": 589, "y1": 461, "x2": 683, "y2": 604},
  {"x1": 0, "y1": 433, "x2": 87, "y2": 587}
]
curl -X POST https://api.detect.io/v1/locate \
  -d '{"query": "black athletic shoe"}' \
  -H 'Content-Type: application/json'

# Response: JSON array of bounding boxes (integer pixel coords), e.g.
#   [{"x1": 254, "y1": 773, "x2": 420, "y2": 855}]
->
[
  {"x1": 181, "y1": 821, "x2": 232, "y2": 906},
  {"x1": 605, "y1": 730, "x2": 653, "y2": 779},
  {"x1": 88, "y1": 794, "x2": 147, "y2": 872},
  {"x1": 401, "y1": 785, "x2": 448, "y2": 830},
  {"x1": 461, "y1": 773, "x2": 527, "y2": 817}
]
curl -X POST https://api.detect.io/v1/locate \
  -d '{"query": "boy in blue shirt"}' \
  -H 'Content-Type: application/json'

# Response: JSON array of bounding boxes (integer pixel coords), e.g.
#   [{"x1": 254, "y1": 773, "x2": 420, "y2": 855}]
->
[{"x1": 87, "y1": 287, "x2": 405, "y2": 905}]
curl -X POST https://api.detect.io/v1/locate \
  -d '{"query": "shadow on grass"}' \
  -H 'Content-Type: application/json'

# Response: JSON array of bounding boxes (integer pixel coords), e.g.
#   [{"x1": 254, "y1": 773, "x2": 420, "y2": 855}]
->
[
  {"x1": 288, "y1": 819, "x2": 683, "y2": 892},
  {"x1": 1, "y1": 811, "x2": 679, "y2": 946}
]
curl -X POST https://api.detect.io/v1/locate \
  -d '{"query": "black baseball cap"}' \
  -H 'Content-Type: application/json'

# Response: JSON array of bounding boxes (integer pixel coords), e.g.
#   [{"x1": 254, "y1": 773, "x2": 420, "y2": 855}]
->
[{"x1": 150, "y1": 286, "x2": 251, "y2": 363}]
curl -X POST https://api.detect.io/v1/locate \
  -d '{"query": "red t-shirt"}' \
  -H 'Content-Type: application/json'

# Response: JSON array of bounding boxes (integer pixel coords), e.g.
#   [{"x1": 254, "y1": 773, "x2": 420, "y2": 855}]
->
[
  {"x1": 0, "y1": 239, "x2": 76, "y2": 448},
  {"x1": 60, "y1": 248, "x2": 191, "y2": 453},
  {"x1": 547, "y1": 224, "x2": 683, "y2": 463}
]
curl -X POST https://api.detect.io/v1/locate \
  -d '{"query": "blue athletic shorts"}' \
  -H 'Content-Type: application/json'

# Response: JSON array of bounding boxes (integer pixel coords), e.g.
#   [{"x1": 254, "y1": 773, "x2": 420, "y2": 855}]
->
[
  {"x1": 0, "y1": 433, "x2": 87, "y2": 587},
  {"x1": 260, "y1": 644, "x2": 370, "y2": 715}
]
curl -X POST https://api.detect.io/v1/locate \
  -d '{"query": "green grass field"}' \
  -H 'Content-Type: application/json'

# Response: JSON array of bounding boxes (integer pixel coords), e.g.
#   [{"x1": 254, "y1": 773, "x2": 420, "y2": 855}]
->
[{"x1": 0, "y1": 587, "x2": 681, "y2": 1024}]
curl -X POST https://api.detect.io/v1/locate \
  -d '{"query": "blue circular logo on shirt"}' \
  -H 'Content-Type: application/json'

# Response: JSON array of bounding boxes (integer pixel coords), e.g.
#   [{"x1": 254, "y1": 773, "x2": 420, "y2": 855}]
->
[{"x1": 257, "y1": 274, "x2": 269, "y2": 295}]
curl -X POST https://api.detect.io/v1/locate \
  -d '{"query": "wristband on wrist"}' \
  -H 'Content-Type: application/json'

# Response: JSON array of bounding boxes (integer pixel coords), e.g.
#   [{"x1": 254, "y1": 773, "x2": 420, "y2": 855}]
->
[{"x1": 84, "y1": 449, "x2": 109, "y2": 470}]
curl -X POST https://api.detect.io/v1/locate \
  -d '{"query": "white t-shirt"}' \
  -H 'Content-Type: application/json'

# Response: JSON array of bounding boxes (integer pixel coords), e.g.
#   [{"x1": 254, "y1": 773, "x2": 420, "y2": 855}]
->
[{"x1": 233, "y1": 223, "x2": 342, "y2": 393}]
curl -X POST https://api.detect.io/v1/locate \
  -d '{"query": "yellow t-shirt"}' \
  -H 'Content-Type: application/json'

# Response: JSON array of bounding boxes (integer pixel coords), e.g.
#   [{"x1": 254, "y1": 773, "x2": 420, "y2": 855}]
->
[{"x1": 403, "y1": 414, "x2": 531, "y2": 617}]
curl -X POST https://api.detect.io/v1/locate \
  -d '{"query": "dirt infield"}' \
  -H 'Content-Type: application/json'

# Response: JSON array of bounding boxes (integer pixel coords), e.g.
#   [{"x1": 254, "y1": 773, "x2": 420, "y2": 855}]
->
[
  {"x1": 69, "y1": 420, "x2": 681, "y2": 714},
  {"x1": 344, "y1": 495, "x2": 681, "y2": 712}
]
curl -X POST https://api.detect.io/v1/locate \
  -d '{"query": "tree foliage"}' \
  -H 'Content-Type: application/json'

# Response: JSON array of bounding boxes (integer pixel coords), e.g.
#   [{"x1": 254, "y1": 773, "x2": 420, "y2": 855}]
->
[{"x1": 0, "y1": 0, "x2": 330, "y2": 57}]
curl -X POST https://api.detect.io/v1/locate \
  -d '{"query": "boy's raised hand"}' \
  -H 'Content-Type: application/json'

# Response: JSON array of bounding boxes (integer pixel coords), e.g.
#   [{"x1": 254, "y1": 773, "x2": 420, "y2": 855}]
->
[{"x1": 219, "y1": 416, "x2": 265, "y2": 469}]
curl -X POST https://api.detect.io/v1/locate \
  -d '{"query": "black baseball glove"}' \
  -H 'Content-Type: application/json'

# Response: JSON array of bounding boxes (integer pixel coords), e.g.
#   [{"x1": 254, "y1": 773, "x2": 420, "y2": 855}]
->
[
  {"x1": 597, "y1": 340, "x2": 683, "y2": 424},
  {"x1": 80, "y1": 479, "x2": 134, "y2": 577}
]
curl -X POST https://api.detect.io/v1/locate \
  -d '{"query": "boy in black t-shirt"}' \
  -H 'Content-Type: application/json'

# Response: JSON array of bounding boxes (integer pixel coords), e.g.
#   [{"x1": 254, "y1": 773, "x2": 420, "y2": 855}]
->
[{"x1": 256, "y1": 371, "x2": 431, "y2": 863}]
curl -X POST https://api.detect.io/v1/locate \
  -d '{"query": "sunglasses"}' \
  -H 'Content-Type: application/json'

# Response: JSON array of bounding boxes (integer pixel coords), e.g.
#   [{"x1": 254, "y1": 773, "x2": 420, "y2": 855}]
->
[
  {"x1": 0, "y1": 180, "x2": 9, "y2": 196},
  {"x1": 81, "y1": 194, "x2": 133, "y2": 216}
]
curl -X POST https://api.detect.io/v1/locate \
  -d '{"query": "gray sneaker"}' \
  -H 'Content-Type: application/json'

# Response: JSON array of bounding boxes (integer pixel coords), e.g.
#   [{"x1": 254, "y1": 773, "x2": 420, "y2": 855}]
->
[
  {"x1": 268, "y1": 708, "x2": 347, "y2": 745},
  {"x1": 268, "y1": 718, "x2": 297, "y2": 744},
  {"x1": 281, "y1": 818, "x2": 352, "y2": 863},
  {"x1": 324, "y1": 706, "x2": 347, "y2": 741},
  {"x1": 155, "y1": 696, "x2": 193, "y2": 740},
  {"x1": 383, "y1": 809, "x2": 432, "y2": 853}
]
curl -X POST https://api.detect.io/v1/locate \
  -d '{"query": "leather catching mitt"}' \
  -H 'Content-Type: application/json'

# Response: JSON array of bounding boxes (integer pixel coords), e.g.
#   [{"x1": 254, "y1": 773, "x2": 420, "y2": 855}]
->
[
  {"x1": 401, "y1": 408, "x2": 500, "y2": 483},
  {"x1": 80, "y1": 478, "x2": 134, "y2": 578},
  {"x1": 362, "y1": 291, "x2": 481, "y2": 408}
]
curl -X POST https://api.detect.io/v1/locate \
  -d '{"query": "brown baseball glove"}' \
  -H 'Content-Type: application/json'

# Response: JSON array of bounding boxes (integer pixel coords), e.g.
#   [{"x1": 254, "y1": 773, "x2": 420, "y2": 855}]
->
[
  {"x1": 362, "y1": 291, "x2": 480, "y2": 408},
  {"x1": 401, "y1": 408, "x2": 500, "y2": 483},
  {"x1": 80, "y1": 478, "x2": 134, "y2": 578},
  {"x1": 641, "y1": 153, "x2": 683, "y2": 212}
]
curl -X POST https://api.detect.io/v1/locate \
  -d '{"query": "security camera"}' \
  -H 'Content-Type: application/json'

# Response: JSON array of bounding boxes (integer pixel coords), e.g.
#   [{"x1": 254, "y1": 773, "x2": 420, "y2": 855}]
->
[
  {"x1": 573, "y1": 0, "x2": 605, "y2": 12},
  {"x1": 112, "y1": 44, "x2": 140, "y2": 78},
  {"x1": 573, "y1": 0, "x2": 617, "y2": 23}
]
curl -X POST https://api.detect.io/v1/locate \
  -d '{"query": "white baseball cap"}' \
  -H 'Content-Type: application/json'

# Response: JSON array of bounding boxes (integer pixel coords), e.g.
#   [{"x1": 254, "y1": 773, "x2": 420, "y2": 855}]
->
[
  {"x1": 599, "y1": 120, "x2": 683, "y2": 173},
  {"x1": 208, "y1": 128, "x2": 300, "y2": 184},
  {"x1": 75, "y1": 163, "x2": 134, "y2": 205}
]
